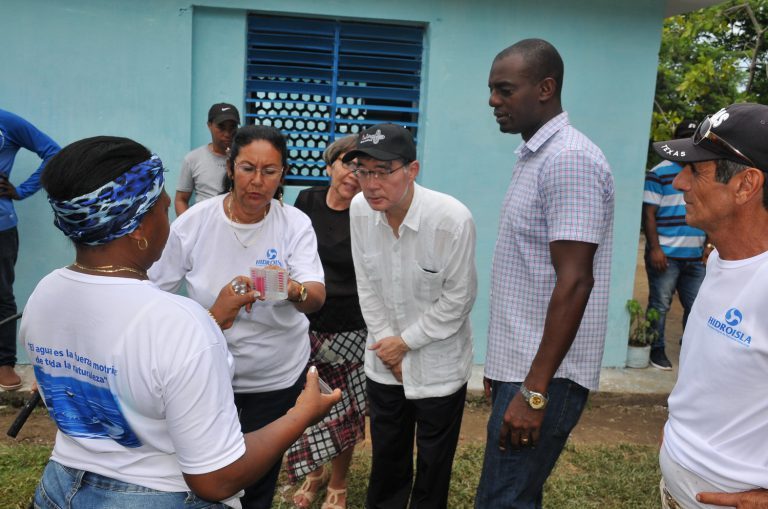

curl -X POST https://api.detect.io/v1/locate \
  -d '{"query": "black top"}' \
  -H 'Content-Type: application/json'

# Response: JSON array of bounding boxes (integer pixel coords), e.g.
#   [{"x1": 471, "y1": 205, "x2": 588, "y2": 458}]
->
[{"x1": 294, "y1": 187, "x2": 366, "y2": 332}]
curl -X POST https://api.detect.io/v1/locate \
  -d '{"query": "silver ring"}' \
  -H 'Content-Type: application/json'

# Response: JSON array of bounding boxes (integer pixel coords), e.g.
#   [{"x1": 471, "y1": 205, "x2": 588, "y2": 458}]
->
[{"x1": 231, "y1": 279, "x2": 248, "y2": 295}]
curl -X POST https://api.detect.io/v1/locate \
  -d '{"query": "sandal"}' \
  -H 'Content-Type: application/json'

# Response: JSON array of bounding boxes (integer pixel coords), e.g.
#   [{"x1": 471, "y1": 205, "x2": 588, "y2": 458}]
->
[
  {"x1": 321, "y1": 486, "x2": 347, "y2": 509},
  {"x1": 292, "y1": 466, "x2": 331, "y2": 508}
]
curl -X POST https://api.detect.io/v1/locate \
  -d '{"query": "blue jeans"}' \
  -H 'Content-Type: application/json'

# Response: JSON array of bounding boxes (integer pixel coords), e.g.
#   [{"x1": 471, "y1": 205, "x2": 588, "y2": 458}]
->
[
  {"x1": 475, "y1": 379, "x2": 589, "y2": 509},
  {"x1": 34, "y1": 460, "x2": 226, "y2": 508},
  {"x1": 0, "y1": 227, "x2": 18, "y2": 367},
  {"x1": 645, "y1": 256, "x2": 705, "y2": 351}
]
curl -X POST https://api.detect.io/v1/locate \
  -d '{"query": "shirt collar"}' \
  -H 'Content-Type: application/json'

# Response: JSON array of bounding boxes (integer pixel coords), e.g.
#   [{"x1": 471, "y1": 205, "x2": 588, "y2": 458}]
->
[
  {"x1": 372, "y1": 182, "x2": 422, "y2": 234},
  {"x1": 515, "y1": 111, "x2": 570, "y2": 157}
]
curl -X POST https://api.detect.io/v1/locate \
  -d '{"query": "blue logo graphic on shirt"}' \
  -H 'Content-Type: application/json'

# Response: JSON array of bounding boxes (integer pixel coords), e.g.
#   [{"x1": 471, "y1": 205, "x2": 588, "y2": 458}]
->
[
  {"x1": 253, "y1": 248, "x2": 283, "y2": 267},
  {"x1": 725, "y1": 308, "x2": 742, "y2": 326},
  {"x1": 34, "y1": 367, "x2": 141, "y2": 447},
  {"x1": 707, "y1": 308, "x2": 751, "y2": 347}
]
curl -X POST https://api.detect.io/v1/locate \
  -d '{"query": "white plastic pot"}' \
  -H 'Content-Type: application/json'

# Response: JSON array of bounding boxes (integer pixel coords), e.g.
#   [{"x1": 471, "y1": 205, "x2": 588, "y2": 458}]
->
[{"x1": 626, "y1": 345, "x2": 651, "y2": 369}]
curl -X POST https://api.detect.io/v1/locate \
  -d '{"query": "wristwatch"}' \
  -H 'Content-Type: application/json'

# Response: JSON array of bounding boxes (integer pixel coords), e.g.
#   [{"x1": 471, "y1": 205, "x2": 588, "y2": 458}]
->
[
  {"x1": 294, "y1": 283, "x2": 308, "y2": 303},
  {"x1": 520, "y1": 385, "x2": 548, "y2": 410}
]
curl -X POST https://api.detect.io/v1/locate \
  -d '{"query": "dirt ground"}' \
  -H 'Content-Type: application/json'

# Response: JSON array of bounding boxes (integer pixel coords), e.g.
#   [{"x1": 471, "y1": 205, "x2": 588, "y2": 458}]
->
[
  {"x1": 0, "y1": 235, "x2": 680, "y2": 449},
  {"x1": 0, "y1": 392, "x2": 670, "y2": 451}
]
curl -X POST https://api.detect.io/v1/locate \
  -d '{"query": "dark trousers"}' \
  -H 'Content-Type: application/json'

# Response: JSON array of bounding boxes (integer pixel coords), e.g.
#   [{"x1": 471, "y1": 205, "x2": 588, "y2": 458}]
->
[
  {"x1": 0, "y1": 227, "x2": 18, "y2": 367},
  {"x1": 233, "y1": 372, "x2": 306, "y2": 509},
  {"x1": 366, "y1": 378, "x2": 467, "y2": 509}
]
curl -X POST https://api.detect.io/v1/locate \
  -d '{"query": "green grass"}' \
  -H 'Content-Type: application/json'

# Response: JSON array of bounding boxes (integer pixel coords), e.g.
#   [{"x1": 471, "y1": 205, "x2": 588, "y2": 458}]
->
[
  {"x1": 0, "y1": 443, "x2": 51, "y2": 509},
  {"x1": 273, "y1": 442, "x2": 660, "y2": 508},
  {"x1": 1, "y1": 441, "x2": 661, "y2": 508},
  {"x1": 544, "y1": 443, "x2": 662, "y2": 509}
]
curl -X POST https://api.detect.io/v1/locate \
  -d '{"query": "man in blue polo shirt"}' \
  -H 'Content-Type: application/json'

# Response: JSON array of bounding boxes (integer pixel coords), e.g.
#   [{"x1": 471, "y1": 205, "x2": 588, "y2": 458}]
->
[
  {"x1": 0, "y1": 109, "x2": 59, "y2": 390},
  {"x1": 642, "y1": 120, "x2": 709, "y2": 370}
]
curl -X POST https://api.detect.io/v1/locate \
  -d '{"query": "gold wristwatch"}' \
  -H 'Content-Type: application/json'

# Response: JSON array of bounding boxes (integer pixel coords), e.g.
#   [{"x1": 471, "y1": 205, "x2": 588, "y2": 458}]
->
[
  {"x1": 520, "y1": 384, "x2": 548, "y2": 410},
  {"x1": 295, "y1": 283, "x2": 308, "y2": 303}
]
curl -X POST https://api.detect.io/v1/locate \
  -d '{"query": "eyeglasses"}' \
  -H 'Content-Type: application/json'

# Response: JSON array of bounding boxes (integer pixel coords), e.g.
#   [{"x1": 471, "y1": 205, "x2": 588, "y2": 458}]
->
[
  {"x1": 693, "y1": 116, "x2": 756, "y2": 167},
  {"x1": 234, "y1": 163, "x2": 284, "y2": 179},
  {"x1": 335, "y1": 159, "x2": 354, "y2": 172},
  {"x1": 352, "y1": 164, "x2": 407, "y2": 180}
]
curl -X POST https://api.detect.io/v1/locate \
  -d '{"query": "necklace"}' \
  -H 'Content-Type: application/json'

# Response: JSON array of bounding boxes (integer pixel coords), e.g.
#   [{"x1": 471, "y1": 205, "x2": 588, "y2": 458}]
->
[
  {"x1": 227, "y1": 194, "x2": 269, "y2": 248},
  {"x1": 72, "y1": 262, "x2": 148, "y2": 279},
  {"x1": 227, "y1": 193, "x2": 269, "y2": 224}
]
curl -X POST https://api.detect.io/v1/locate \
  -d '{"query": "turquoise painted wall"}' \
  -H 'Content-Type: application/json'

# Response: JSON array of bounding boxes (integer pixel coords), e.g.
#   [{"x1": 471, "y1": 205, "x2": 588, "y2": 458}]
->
[{"x1": 2, "y1": 0, "x2": 664, "y2": 367}]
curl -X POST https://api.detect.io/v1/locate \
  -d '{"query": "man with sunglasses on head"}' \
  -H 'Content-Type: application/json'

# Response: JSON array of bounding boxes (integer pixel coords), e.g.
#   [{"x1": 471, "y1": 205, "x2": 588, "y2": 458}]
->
[
  {"x1": 174, "y1": 103, "x2": 240, "y2": 216},
  {"x1": 653, "y1": 103, "x2": 768, "y2": 509},
  {"x1": 643, "y1": 120, "x2": 710, "y2": 371},
  {"x1": 347, "y1": 123, "x2": 477, "y2": 509}
]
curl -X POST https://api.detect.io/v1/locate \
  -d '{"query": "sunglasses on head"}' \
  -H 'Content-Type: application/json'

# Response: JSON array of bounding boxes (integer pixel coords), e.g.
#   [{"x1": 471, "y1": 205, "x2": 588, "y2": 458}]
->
[{"x1": 693, "y1": 116, "x2": 756, "y2": 167}]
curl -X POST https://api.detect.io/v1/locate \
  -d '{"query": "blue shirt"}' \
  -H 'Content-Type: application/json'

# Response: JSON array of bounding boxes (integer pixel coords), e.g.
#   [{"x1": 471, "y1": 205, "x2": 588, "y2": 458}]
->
[
  {"x1": 643, "y1": 160, "x2": 706, "y2": 260},
  {"x1": 0, "y1": 109, "x2": 60, "y2": 231}
]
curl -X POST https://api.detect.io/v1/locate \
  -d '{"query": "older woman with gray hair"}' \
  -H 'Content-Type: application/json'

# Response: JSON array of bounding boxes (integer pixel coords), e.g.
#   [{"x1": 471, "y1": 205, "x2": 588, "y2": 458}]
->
[{"x1": 287, "y1": 135, "x2": 366, "y2": 509}]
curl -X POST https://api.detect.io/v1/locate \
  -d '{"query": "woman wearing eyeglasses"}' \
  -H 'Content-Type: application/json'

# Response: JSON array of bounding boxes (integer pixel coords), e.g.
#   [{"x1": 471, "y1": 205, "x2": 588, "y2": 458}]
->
[
  {"x1": 286, "y1": 135, "x2": 365, "y2": 509},
  {"x1": 150, "y1": 125, "x2": 326, "y2": 509}
]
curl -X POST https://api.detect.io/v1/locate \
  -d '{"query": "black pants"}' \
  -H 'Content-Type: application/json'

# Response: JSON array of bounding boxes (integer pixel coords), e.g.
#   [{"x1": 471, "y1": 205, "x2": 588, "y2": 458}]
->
[
  {"x1": 0, "y1": 227, "x2": 18, "y2": 367},
  {"x1": 366, "y1": 378, "x2": 467, "y2": 509},
  {"x1": 233, "y1": 372, "x2": 305, "y2": 509}
]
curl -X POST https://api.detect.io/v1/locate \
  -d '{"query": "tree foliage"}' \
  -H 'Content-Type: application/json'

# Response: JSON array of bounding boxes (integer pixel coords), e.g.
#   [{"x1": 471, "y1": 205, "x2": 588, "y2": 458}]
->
[{"x1": 650, "y1": 0, "x2": 768, "y2": 162}]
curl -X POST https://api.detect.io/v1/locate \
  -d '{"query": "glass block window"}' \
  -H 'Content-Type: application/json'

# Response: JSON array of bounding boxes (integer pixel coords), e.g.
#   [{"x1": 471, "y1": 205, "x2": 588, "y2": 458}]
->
[{"x1": 245, "y1": 14, "x2": 424, "y2": 185}]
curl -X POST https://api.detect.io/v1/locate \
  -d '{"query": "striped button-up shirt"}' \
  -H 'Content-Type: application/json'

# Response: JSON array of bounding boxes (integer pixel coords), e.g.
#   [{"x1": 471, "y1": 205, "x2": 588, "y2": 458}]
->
[{"x1": 484, "y1": 112, "x2": 614, "y2": 391}]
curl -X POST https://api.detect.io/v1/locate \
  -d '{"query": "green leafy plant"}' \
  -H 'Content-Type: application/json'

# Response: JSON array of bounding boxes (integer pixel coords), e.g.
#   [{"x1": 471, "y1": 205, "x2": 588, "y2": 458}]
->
[{"x1": 626, "y1": 299, "x2": 660, "y2": 347}]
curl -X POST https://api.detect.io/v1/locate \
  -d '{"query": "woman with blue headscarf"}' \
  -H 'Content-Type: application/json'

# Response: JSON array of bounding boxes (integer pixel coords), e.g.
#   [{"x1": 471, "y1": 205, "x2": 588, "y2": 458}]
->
[{"x1": 19, "y1": 136, "x2": 339, "y2": 508}]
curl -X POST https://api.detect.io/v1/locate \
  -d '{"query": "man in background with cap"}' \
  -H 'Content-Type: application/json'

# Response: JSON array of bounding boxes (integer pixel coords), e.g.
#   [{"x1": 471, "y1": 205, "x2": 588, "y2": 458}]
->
[
  {"x1": 347, "y1": 123, "x2": 477, "y2": 508},
  {"x1": 174, "y1": 102, "x2": 239, "y2": 216},
  {"x1": 0, "y1": 109, "x2": 59, "y2": 391},
  {"x1": 653, "y1": 103, "x2": 768, "y2": 509},
  {"x1": 642, "y1": 119, "x2": 710, "y2": 370},
  {"x1": 476, "y1": 39, "x2": 614, "y2": 508}
]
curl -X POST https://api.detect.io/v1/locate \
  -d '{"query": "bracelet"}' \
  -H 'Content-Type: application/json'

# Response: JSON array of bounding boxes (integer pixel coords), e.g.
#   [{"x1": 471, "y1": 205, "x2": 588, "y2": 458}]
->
[{"x1": 207, "y1": 309, "x2": 222, "y2": 329}]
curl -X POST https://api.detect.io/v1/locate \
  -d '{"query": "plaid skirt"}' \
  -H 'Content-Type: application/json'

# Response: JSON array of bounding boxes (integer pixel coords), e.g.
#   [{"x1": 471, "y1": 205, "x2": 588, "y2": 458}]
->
[{"x1": 285, "y1": 327, "x2": 367, "y2": 483}]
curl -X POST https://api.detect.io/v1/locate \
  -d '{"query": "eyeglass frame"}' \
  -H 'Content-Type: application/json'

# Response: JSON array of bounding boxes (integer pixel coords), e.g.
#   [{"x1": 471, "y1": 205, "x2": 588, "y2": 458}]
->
[
  {"x1": 233, "y1": 163, "x2": 285, "y2": 179},
  {"x1": 693, "y1": 116, "x2": 756, "y2": 167},
  {"x1": 351, "y1": 163, "x2": 410, "y2": 180},
  {"x1": 333, "y1": 159, "x2": 355, "y2": 172}
]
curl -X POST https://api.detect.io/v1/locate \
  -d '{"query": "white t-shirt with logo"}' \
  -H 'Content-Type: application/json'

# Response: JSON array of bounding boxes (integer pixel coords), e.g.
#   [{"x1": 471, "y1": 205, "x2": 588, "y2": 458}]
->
[
  {"x1": 664, "y1": 248, "x2": 768, "y2": 491},
  {"x1": 19, "y1": 269, "x2": 246, "y2": 498},
  {"x1": 149, "y1": 194, "x2": 324, "y2": 393}
]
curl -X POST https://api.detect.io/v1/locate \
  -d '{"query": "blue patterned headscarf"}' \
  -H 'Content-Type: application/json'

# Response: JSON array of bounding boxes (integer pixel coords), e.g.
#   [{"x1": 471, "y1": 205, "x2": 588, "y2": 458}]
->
[{"x1": 48, "y1": 155, "x2": 165, "y2": 246}]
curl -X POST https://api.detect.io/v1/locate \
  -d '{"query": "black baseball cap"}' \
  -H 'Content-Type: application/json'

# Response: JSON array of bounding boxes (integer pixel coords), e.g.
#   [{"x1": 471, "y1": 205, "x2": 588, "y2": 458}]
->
[
  {"x1": 342, "y1": 124, "x2": 417, "y2": 163},
  {"x1": 653, "y1": 103, "x2": 768, "y2": 172},
  {"x1": 208, "y1": 103, "x2": 240, "y2": 125},
  {"x1": 674, "y1": 119, "x2": 698, "y2": 139}
]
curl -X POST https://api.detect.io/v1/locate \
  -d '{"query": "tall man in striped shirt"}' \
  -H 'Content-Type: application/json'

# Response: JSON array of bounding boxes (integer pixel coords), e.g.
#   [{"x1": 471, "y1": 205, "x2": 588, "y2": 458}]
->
[
  {"x1": 476, "y1": 39, "x2": 614, "y2": 508},
  {"x1": 643, "y1": 120, "x2": 709, "y2": 370}
]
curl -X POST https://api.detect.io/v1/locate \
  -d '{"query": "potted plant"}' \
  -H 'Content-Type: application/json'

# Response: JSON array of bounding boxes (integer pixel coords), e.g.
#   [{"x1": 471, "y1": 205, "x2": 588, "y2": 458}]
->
[{"x1": 626, "y1": 299, "x2": 660, "y2": 368}]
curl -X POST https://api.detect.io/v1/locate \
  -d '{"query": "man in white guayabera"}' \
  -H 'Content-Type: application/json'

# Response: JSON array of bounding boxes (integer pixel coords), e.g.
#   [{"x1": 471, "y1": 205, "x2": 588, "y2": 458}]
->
[{"x1": 347, "y1": 123, "x2": 477, "y2": 509}]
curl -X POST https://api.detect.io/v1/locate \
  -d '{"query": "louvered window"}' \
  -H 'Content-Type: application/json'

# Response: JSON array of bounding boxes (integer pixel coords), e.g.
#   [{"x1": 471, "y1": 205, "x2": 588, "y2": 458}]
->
[{"x1": 245, "y1": 14, "x2": 424, "y2": 185}]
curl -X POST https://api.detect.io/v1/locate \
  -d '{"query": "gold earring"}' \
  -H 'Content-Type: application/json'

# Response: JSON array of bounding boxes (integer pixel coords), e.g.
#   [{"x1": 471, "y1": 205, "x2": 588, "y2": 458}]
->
[{"x1": 137, "y1": 238, "x2": 149, "y2": 251}]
